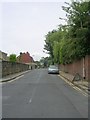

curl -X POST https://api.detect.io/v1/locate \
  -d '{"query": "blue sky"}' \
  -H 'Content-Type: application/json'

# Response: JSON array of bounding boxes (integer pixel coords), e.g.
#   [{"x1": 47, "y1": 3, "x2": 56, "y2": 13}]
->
[{"x1": 0, "y1": 0, "x2": 71, "y2": 61}]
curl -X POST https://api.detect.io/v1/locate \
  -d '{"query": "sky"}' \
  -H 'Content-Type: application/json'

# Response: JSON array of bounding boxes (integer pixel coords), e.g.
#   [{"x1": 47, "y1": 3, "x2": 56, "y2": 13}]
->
[{"x1": 0, "y1": 0, "x2": 71, "y2": 61}]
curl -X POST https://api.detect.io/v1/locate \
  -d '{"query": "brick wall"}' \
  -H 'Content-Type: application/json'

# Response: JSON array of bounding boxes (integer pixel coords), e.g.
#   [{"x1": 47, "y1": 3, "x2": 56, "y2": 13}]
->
[
  {"x1": 60, "y1": 55, "x2": 90, "y2": 81},
  {"x1": 1, "y1": 61, "x2": 29, "y2": 77},
  {"x1": 85, "y1": 55, "x2": 90, "y2": 81}
]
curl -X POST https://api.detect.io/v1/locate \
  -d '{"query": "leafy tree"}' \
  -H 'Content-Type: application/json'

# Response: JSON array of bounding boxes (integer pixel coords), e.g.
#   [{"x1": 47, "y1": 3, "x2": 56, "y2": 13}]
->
[
  {"x1": 9, "y1": 54, "x2": 17, "y2": 62},
  {"x1": 53, "y1": 42, "x2": 60, "y2": 64},
  {"x1": 44, "y1": 0, "x2": 90, "y2": 65},
  {"x1": 60, "y1": 0, "x2": 90, "y2": 63},
  {"x1": 62, "y1": 1, "x2": 90, "y2": 57}
]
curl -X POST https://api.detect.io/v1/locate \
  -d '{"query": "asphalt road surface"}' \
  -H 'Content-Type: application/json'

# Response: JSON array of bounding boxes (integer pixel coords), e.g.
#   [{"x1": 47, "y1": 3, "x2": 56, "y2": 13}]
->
[{"x1": 2, "y1": 69, "x2": 88, "y2": 118}]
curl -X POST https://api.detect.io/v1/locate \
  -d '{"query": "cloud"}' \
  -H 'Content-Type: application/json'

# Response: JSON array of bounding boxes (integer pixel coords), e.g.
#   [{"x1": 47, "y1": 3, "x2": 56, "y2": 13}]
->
[
  {"x1": 31, "y1": 51, "x2": 49, "y2": 61},
  {"x1": 1, "y1": 1, "x2": 69, "y2": 60},
  {"x1": 1, "y1": 0, "x2": 70, "y2": 2}
]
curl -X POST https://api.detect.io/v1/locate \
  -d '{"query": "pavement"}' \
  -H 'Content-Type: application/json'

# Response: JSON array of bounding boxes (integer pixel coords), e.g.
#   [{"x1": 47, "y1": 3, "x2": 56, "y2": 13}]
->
[
  {"x1": 59, "y1": 71, "x2": 89, "y2": 95},
  {"x1": 0, "y1": 69, "x2": 89, "y2": 95},
  {"x1": 0, "y1": 70, "x2": 31, "y2": 83}
]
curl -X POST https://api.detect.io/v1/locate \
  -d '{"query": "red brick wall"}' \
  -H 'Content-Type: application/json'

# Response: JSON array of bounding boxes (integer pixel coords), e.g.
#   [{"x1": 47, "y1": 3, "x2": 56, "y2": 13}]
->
[
  {"x1": 85, "y1": 55, "x2": 90, "y2": 81},
  {"x1": 60, "y1": 55, "x2": 90, "y2": 81}
]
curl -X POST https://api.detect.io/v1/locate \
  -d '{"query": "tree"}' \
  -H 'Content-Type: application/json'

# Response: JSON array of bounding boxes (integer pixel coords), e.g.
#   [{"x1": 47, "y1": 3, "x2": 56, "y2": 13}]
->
[
  {"x1": 60, "y1": 0, "x2": 90, "y2": 63},
  {"x1": 62, "y1": 0, "x2": 90, "y2": 57},
  {"x1": 44, "y1": 0, "x2": 90, "y2": 65},
  {"x1": 9, "y1": 54, "x2": 17, "y2": 62}
]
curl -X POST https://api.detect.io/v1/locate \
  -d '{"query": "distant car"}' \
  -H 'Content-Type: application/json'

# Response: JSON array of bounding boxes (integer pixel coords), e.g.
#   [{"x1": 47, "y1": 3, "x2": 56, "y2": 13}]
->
[{"x1": 48, "y1": 65, "x2": 59, "y2": 74}]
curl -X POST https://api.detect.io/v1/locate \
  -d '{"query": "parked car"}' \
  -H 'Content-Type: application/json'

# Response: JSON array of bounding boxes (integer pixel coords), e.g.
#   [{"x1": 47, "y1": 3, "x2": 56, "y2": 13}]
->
[{"x1": 48, "y1": 65, "x2": 59, "y2": 74}]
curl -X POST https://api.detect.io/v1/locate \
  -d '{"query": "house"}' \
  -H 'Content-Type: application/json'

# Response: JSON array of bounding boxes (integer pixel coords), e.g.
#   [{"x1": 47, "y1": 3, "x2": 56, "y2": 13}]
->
[
  {"x1": 0, "y1": 50, "x2": 8, "y2": 61},
  {"x1": 17, "y1": 52, "x2": 37, "y2": 69},
  {"x1": 17, "y1": 52, "x2": 34, "y2": 63}
]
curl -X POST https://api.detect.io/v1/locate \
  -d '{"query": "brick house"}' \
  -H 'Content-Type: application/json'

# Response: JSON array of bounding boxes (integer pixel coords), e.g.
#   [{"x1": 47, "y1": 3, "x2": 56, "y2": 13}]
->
[{"x1": 17, "y1": 52, "x2": 34, "y2": 64}]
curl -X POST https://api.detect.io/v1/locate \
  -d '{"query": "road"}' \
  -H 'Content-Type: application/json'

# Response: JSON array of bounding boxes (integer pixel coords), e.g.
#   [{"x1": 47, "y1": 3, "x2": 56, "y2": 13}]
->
[{"x1": 2, "y1": 68, "x2": 88, "y2": 118}]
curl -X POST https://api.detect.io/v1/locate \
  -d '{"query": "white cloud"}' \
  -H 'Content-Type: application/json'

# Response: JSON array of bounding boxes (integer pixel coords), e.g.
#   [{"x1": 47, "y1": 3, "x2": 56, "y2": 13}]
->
[
  {"x1": 1, "y1": 0, "x2": 71, "y2": 2},
  {"x1": 1, "y1": 2, "x2": 70, "y2": 61},
  {"x1": 31, "y1": 51, "x2": 49, "y2": 61}
]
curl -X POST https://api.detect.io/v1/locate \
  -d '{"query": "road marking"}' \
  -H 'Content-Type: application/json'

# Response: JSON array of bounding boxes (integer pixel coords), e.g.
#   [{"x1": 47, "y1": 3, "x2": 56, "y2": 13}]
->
[
  {"x1": 58, "y1": 75, "x2": 88, "y2": 97},
  {"x1": 28, "y1": 73, "x2": 41, "y2": 104},
  {"x1": 29, "y1": 98, "x2": 32, "y2": 103},
  {"x1": 7, "y1": 75, "x2": 24, "y2": 83},
  {"x1": 2, "y1": 75, "x2": 24, "y2": 84}
]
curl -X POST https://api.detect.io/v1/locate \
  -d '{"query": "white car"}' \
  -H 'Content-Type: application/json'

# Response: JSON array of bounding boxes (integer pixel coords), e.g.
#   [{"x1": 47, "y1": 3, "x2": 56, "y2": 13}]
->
[{"x1": 48, "y1": 65, "x2": 59, "y2": 74}]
